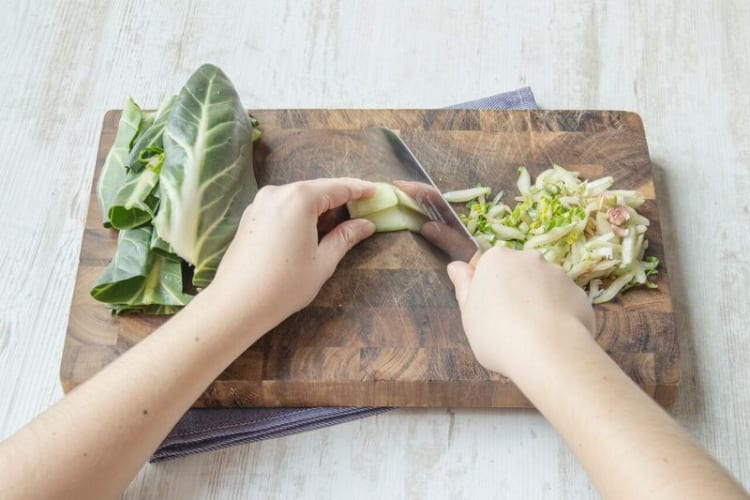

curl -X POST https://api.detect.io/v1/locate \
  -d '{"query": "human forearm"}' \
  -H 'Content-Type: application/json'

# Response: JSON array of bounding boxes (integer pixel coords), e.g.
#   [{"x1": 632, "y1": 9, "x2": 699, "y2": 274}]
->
[
  {"x1": 0, "y1": 178, "x2": 377, "y2": 500},
  {"x1": 510, "y1": 322, "x2": 747, "y2": 500},
  {"x1": 447, "y1": 250, "x2": 747, "y2": 499},
  {"x1": 0, "y1": 285, "x2": 267, "y2": 500}
]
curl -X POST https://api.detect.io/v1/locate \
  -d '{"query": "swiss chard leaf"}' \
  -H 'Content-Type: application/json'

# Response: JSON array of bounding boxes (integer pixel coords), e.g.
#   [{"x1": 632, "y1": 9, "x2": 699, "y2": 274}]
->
[
  {"x1": 96, "y1": 98, "x2": 143, "y2": 228},
  {"x1": 154, "y1": 64, "x2": 258, "y2": 289},
  {"x1": 91, "y1": 226, "x2": 192, "y2": 307},
  {"x1": 149, "y1": 227, "x2": 175, "y2": 257},
  {"x1": 107, "y1": 97, "x2": 177, "y2": 230},
  {"x1": 107, "y1": 164, "x2": 161, "y2": 229},
  {"x1": 126, "y1": 95, "x2": 176, "y2": 173}
]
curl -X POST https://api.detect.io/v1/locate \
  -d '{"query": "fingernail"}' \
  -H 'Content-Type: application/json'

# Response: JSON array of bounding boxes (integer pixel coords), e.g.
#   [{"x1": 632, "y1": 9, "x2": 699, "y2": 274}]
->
[
  {"x1": 355, "y1": 218, "x2": 376, "y2": 234},
  {"x1": 446, "y1": 262, "x2": 457, "y2": 281}
]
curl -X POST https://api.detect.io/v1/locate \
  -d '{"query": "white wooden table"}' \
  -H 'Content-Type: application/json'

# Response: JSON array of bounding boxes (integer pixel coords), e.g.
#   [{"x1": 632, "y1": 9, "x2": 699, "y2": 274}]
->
[{"x1": 1, "y1": 1, "x2": 748, "y2": 498}]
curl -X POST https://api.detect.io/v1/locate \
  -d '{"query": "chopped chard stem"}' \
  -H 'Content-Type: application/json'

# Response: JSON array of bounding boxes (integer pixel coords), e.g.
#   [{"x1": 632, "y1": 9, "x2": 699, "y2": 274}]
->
[{"x1": 444, "y1": 165, "x2": 659, "y2": 303}]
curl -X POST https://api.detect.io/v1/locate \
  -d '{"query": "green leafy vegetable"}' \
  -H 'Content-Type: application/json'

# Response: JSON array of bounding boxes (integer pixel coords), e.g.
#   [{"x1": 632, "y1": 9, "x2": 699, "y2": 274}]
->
[
  {"x1": 249, "y1": 113, "x2": 262, "y2": 142},
  {"x1": 149, "y1": 230, "x2": 174, "y2": 257},
  {"x1": 107, "y1": 166, "x2": 161, "y2": 230},
  {"x1": 126, "y1": 96, "x2": 176, "y2": 173},
  {"x1": 91, "y1": 226, "x2": 192, "y2": 308},
  {"x1": 106, "y1": 97, "x2": 177, "y2": 230},
  {"x1": 96, "y1": 98, "x2": 144, "y2": 228},
  {"x1": 91, "y1": 64, "x2": 261, "y2": 314},
  {"x1": 449, "y1": 165, "x2": 659, "y2": 303},
  {"x1": 153, "y1": 64, "x2": 258, "y2": 288}
]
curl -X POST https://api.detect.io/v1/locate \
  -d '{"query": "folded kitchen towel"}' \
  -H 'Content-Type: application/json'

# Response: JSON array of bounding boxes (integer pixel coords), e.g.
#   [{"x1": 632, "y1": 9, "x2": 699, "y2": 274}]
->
[
  {"x1": 447, "y1": 87, "x2": 537, "y2": 110},
  {"x1": 151, "y1": 86, "x2": 537, "y2": 462}
]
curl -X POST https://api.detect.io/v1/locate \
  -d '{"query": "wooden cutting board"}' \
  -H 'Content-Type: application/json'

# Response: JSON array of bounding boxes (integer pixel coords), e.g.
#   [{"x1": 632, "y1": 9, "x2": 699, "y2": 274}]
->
[{"x1": 61, "y1": 109, "x2": 679, "y2": 408}]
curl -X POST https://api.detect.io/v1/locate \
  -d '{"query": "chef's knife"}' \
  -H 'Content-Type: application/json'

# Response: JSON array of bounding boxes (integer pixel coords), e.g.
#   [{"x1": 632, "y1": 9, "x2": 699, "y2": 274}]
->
[{"x1": 363, "y1": 127, "x2": 482, "y2": 266}]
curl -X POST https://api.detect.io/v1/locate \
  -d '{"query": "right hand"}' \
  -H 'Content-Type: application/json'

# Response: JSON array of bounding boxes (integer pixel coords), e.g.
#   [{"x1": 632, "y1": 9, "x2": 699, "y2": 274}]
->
[{"x1": 446, "y1": 247, "x2": 595, "y2": 378}]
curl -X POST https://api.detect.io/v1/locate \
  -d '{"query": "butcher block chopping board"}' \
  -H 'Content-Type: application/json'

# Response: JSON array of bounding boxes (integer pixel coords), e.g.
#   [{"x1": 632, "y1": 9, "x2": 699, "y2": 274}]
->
[{"x1": 61, "y1": 109, "x2": 679, "y2": 408}]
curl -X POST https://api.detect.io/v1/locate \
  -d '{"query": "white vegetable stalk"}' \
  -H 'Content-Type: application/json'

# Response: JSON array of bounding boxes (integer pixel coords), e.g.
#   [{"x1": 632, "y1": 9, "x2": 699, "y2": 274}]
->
[
  {"x1": 363, "y1": 206, "x2": 425, "y2": 233},
  {"x1": 443, "y1": 186, "x2": 491, "y2": 203},
  {"x1": 517, "y1": 167, "x2": 531, "y2": 195},
  {"x1": 593, "y1": 273, "x2": 634, "y2": 304},
  {"x1": 585, "y1": 176, "x2": 614, "y2": 197},
  {"x1": 347, "y1": 182, "x2": 427, "y2": 233},
  {"x1": 491, "y1": 224, "x2": 525, "y2": 241},
  {"x1": 347, "y1": 183, "x2": 398, "y2": 218}
]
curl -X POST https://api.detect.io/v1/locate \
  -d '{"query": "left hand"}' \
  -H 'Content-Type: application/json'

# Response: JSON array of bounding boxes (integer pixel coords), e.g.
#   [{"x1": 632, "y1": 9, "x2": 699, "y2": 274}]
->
[{"x1": 209, "y1": 178, "x2": 376, "y2": 330}]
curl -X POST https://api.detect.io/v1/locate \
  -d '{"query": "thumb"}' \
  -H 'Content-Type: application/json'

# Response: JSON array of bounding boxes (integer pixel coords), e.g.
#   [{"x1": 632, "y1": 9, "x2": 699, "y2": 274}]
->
[
  {"x1": 447, "y1": 261, "x2": 474, "y2": 308},
  {"x1": 318, "y1": 218, "x2": 376, "y2": 274}
]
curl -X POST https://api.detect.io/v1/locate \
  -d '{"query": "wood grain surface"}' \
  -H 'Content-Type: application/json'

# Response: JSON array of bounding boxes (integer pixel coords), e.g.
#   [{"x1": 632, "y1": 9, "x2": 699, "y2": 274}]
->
[
  {"x1": 4, "y1": 1, "x2": 749, "y2": 497},
  {"x1": 61, "y1": 108, "x2": 678, "y2": 408}
]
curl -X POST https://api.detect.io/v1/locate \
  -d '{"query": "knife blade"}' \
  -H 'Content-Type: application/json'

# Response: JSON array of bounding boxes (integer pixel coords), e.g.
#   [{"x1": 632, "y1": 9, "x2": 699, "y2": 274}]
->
[{"x1": 363, "y1": 127, "x2": 482, "y2": 266}]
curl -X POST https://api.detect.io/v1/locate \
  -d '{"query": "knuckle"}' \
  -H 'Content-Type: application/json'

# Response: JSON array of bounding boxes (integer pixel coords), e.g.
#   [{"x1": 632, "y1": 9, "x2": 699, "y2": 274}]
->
[
  {"x1": 340, "y1": 224, "x2": 356, "y2": 249},
  {"x1": 238, "y1": 202, "x2": 258, "y2": 227},
  {"x1": 485, "y1": 246, "x2": 507, "y2": 261},
  {"x1": 286, "y1": 182, "x2": 305, "y2": 195},
  {"x1": 262, "y1": 183, "x2": 310, "y2": 208},
  {"x1": 486, "y1": 246, "x2": 503, "y2": 257},
  {"x1": 239, "y1": 204, "x2": 254, "y2": 222},
  {"x1": 255, "y1": 185, "x2": 276, "y2": 200},
  {"x1": 285, "y1": 183, "x2": 312, "y2": 202},
  {"x1": 319, "y1": 193, "x2": 334, "y2": 213}
]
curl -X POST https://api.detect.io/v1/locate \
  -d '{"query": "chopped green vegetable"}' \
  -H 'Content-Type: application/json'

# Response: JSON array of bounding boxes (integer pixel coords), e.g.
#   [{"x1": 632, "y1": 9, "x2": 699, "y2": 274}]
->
[{"x1": 448, "y1": 165, "x2": 659, "y2": 303}]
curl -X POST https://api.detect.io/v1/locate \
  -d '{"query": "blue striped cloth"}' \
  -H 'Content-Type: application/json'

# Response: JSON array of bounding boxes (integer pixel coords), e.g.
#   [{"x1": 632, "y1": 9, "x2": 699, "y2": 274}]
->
[
  {"x1": 448, "y1": 87, "x2": 536, "y2": 110},
  {"x1": 152, "y1": 87, "x2": 538, "y2": 462}
]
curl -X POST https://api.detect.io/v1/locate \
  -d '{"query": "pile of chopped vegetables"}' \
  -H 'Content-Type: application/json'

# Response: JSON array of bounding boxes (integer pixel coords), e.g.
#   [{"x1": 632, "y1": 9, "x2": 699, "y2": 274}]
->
[{"x1": 443, "y1": 165, "x2": 659, "y2": 303}]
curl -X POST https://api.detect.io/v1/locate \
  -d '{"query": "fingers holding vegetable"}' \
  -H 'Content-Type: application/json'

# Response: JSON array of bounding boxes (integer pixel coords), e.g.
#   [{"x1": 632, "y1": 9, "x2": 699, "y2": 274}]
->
[
  {"x1": 446, "y1": 260, "x2": 474, "y2": 307},
  {"x1": 210, "y1": 178, "x2": 376, "y2": 327},
  {"x1": 305, "y1": 177, "x2": 376, "y2": 215},
  {"x1": 318, "y1": 218, "x2": 376, "y2": 276},
  {"x1": 448, "y1": 246, "x2": 595, "y2": 378}
]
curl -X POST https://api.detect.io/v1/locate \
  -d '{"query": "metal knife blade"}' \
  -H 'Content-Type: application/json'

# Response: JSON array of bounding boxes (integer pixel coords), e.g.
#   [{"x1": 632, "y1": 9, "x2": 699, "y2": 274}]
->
[{"x1": 363, "y1": 127, "x2": 481, "y2": 264}]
